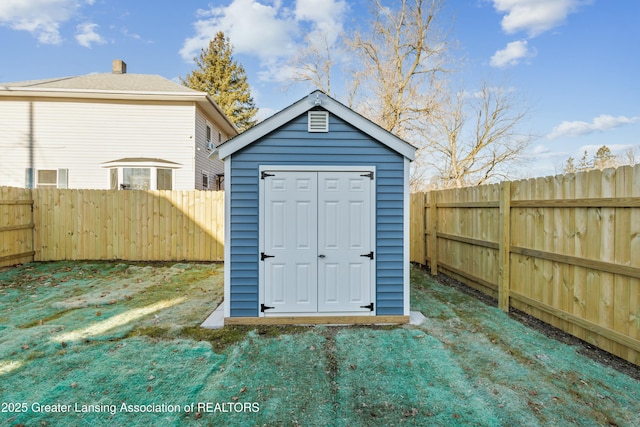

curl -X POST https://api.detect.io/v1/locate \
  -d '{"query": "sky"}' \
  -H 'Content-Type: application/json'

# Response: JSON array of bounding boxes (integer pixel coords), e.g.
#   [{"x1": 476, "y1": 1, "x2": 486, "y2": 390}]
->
[{"x1": 0, "y1": 0, "x2": 638, "y2": 179}]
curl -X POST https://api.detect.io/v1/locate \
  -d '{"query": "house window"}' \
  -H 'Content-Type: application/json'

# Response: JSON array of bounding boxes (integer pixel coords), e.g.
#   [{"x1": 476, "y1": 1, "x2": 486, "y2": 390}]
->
[
  {"x1": 206, "y1": 125, "x2": 212, "y2": 149},
  {"x1": 123, "y1": 168, "x2": 151, "y2": 190},
  {"x1": 37, "y1": 170, "x2": 58, "y2": 188},
  {"x1": 202, "y1": 172, "x2": 209, "y2": 189},
  {"x1": 28, "y1": 168, "x2": 68, "y2": 189},
  {"x1": 102, "y1": 158, "x2": 179, "y2": 190},
  {"x1": 117, "y1": 168, "x2": 173, "y2": 190},
  {"x1": 157, "y1": 168, "x2": 172, "y2": 190}
]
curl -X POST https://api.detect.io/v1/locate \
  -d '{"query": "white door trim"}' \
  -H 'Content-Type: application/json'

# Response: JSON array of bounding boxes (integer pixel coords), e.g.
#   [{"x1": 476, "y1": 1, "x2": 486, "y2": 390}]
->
[{"x1": 259, "y1": 165, "x2": 376, "y2": 317}]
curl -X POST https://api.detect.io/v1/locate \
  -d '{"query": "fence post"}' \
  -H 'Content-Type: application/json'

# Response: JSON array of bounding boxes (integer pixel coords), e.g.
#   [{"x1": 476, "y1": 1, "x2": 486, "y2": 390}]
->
[
  {"x1": 429, "y1": 191, "x2": 438, "y2": 275},
  {"x1": 421, "y1": 193, "x2": 427, "y2": 266},
  {"x1": 30, "y1": 188, "x2": 36, "y2": 262},
  {"x1": 498, "y1": 181, "x2": 511, "y2": 311}
]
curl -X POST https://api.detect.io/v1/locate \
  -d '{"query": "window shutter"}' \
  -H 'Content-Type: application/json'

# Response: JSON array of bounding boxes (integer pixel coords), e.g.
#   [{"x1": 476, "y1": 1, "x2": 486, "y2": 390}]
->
[
  {"x1": 308, "y1": 111, "x2": 329, "y2": 132},
  {"x1": 58, "y1": 168, "x2": 69, "y2": 189},
  {"x1": 25, "y1": 168, "x2": 34, "y2": 188}
]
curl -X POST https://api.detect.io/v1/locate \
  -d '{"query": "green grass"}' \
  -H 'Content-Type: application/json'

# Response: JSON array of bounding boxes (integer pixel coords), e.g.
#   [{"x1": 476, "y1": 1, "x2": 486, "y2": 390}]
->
[{"x1": 1, "y1": 261, "x2": 638, "y2": 426}]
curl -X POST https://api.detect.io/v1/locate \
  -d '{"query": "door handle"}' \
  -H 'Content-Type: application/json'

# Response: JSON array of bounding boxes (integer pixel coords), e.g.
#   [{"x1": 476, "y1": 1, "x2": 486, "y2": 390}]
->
[{"x1": 318, "y1": 254, "x2": 326, "y2": 258}]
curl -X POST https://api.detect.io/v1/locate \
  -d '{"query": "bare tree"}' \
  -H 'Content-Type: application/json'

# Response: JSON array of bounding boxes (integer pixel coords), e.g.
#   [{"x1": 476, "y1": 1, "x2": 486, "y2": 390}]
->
[
  {"x1": 289, "y1": 0, "x2": 534, "y2": 190},
  {"x1": 288, "y1": 31, "x2": 337, "y2": 96},
  {"x1": 623, "y1": 146, "x2": 640, "y2": 166},
  {"x1": 347, "y1": 0, "x2": 449, "y2": 139},
  {"x1": 421, "y1": 83, "x2": 533, "y2": 189}
]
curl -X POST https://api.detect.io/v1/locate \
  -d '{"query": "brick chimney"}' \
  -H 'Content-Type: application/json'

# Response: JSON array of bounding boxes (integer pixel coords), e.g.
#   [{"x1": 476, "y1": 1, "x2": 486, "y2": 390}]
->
[{"x1": 112, "y1": 59, "x2": 127, "y2": 74}]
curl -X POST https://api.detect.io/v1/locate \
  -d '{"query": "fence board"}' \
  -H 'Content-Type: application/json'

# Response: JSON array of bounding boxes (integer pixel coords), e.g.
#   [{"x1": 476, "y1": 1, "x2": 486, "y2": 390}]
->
[
  {"x1": 7, "y1": 188, "x2": 225, "y2": 263},
  {"x1": 0, "y1": 187, "x2": 34, "y2": 267},
  {"x1": 409, "y1": 165, "x2": 640, "y2": 366}
]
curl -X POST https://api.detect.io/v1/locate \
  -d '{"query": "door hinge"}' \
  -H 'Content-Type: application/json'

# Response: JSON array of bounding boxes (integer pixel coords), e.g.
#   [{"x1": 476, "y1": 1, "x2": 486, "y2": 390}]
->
[
  {"x1": 261, "y1": 252, "x2": 275, "y2": 261},
  {"x1": 261, "y1": 304, "x2": 275, "y2": 312},
  {"x1": 360, "y1": 251, "x2": 374, "y2": 260},
  {"x1": 360, "y1": 303, "x2": 374, "y2": 311},
  {"x1": 360, "y1": 172, "x2": 374, "y2": 180},
  {"x1": 261, "y1": 171, "x2": 275, "y2": 179}
]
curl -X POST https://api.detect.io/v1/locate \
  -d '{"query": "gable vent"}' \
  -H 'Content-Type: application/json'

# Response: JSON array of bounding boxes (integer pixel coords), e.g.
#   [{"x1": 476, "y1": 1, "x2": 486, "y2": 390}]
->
[{"x1": 308, "y1": 111, "x2": 329, "y2": 132}]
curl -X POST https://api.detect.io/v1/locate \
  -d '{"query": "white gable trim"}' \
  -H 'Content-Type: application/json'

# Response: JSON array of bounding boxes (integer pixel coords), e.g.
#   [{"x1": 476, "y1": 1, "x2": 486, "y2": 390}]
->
[
  {"x1": 217, "y1": 91, "x2": 416, "y2": 161},
  {"x1": 223, "y1": 155, "x2": 232, "y2": 318},
  {"x1": 403, "y1": 157, "x2": 411, "y2": 316}
]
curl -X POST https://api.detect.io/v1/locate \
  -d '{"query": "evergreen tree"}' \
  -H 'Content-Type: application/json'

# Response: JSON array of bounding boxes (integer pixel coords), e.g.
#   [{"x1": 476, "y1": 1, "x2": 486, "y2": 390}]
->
[
  {"x1": 181, "y1": 32, "x2": 258, "y2": 132},
  {"x1": 562, "y1": 145, "x2": 620, "y2": 174},
  {"x1": 593, "y1": 145, "x2": 618, "y2": 170}
]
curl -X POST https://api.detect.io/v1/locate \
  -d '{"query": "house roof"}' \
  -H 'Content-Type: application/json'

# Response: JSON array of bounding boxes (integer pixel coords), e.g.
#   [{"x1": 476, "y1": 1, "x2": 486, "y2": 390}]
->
[
  {"x1": 100, "y1": 158, "x2": 182, "y2": 168},
  {"x1": 0, "y1": 73, "x2": 201, "y2": 93},
  {"x1": 217, "y1": 90, "x2": 416, "y2": 161},
  {"x1": 0, "y1": 71, "x2": 238, "y2": 137}
]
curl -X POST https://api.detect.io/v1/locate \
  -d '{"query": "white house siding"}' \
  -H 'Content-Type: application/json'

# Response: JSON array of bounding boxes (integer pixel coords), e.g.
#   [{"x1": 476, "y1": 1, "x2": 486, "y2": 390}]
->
[
  {"x1": 0, "y1": 98, "x2": 196, "y2": 189},
  {"x1": 194, "y1": 108, "x2": 227, "y2": 190}
]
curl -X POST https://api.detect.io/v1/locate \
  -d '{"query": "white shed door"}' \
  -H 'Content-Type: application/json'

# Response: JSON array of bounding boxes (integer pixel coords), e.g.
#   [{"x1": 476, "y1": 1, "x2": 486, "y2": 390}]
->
[{"x1": 263, "y1": 170, "x2": 374, "y2": 314}]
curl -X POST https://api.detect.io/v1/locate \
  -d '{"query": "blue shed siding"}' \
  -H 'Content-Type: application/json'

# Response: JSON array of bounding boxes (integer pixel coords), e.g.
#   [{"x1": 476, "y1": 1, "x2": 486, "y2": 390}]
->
[{"x1": 229, "y1": 112, "x2": 405, "y2": 317}]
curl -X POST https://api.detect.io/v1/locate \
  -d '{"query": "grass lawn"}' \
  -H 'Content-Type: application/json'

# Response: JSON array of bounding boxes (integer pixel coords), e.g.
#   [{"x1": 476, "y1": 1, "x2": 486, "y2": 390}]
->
[{"x1": 1, "y1": 261, "x2": 639, "y2": 426}]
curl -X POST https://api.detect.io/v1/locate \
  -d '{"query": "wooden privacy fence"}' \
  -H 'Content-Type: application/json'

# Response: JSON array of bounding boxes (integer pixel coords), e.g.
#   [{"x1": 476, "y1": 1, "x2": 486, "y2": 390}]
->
[
  {"x1": 0, "y1": 188, "x2": 224, "y2": 264},
  {"x1": 410, "y1": 165, "x2": 640, "y2": 366},
  {"x1": 0, "y1": 187, "x2": 34, "y2": 268}
]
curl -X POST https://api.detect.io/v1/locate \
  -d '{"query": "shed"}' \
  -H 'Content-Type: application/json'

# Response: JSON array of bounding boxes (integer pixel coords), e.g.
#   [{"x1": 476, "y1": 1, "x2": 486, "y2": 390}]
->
[{"x1": 217, "y1": 90, "x2": 416, "y2": 325}]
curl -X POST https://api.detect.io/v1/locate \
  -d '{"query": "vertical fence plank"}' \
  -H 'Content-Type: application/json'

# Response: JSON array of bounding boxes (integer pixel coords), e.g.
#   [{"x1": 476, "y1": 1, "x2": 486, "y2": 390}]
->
[
  {"x1": 563, "y1": 172, "x2": 577, "y2": 336},
  {"x1": 540, "y1": 176, "x2": 553, "y2": 325},
  {"x1": 218, "y1": 190, "x2": 225, "y2": 260},
  {"x1": 409, "y1": 193, "x2": 424, "y2": 264},
  {"x1": 510, "y1": 179, "x2": 523, "y2": 307},
  {"x1": 599, "y1": 168, "x2": 616, "y2": 353},
  {"x1": 531, "y1": 177, "x2": 544, "y2": 323},
  {"x1": 32, "y1": 189, "x2": 40, "y2": 262},
  {"x1": 572, "y1": 171, "x2": 588, "y2": 341},
  {"x1": 585, "y1": 169, "x2": 603, "y2": 347},
  {"x1": 429, "y1": 191, "x2": 438, "y2": 275},
  {"x1": 498, "y1": 181, "x2": 511, "y2": 311},
  {"x1": 553, "y1": 174, "x2": 566, "y2": 332},
  {"x1": 0, "y1": 187, "x2": 34, "y2": 267},
  {"x1": 613, "y1": 167, "x2": 631, "y2": 360},
  {"x1": 156, "y1": 190, "x2": 165, "y2": 261},
  {"x1": 629, "y1": 165, "x2": 640, "y2": 364},
  {"x1": 188, "y1": 191, "x2": 196, "y2": 260}
]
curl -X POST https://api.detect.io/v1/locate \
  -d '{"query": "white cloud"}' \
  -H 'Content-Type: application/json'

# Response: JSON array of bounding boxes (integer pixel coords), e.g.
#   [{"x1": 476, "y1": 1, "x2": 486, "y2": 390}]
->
[
  {"x1": 490, "y1": 40, "x2": 535, "y2": 67},
  {"x1": 180, "y1": 0, "x2": 348, "y2": 82},
  {"x1": 180, "y1": 0, "x2": 298, "y2": 62},
  {"x1": 532, "y1": 145, "x2": 550, "y2": 155},
  {"x1": 547, "y1": 115, "x2": 640, "y2": 139},
  {"x1": 75, "y1": 22, "x2": 105, "y2": 48},
  {"x1": 295, "y1": 0, "x2": 347, "y2": 46},
  {"x1": 523, "y1": 144, "x2": 567, "y2": 161},
  {"x1": 0, "y1": 0, "x2": 88, "y2": 44},
  {"x1": 492, "y1": 0, "x2": 587, "y2": 37}
]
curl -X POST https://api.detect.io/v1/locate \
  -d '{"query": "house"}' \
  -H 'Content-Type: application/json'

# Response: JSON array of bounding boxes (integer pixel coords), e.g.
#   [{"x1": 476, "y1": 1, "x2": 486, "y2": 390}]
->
[
  {"x1": 0, "y1": 60, "x2": 237, "y2": 190},
  {"x1": 217, "y1": 90, "x2": 416, "y2": 325}
]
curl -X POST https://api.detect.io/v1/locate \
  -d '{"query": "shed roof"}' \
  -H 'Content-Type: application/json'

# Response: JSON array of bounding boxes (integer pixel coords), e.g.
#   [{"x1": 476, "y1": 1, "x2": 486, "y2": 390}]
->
[{"x1": 217, "y1": 90, "x2": 416, "y2": 161}]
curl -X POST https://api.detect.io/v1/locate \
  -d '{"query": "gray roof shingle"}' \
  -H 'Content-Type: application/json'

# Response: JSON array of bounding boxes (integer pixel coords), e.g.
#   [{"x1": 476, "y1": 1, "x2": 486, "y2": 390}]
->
[{"x1": 1, "y1": 73, "x2": 199, "y2": 93}]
